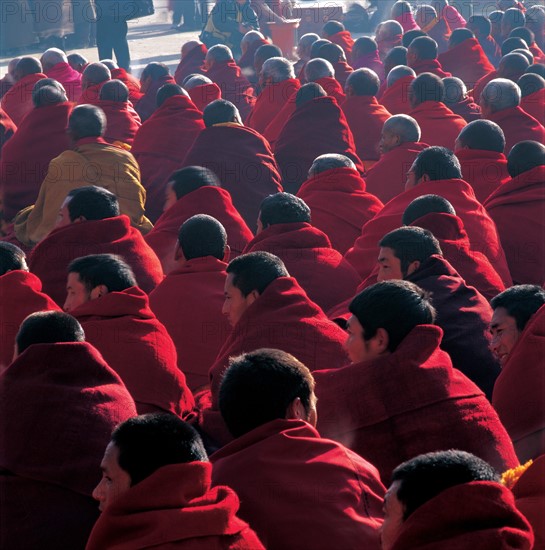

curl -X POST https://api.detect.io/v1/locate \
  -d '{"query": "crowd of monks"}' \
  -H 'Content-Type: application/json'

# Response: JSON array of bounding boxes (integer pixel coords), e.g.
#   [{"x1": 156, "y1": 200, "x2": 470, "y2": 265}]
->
[{"x1": 0, "y1": 0, "x2": 544, "y2": 547}]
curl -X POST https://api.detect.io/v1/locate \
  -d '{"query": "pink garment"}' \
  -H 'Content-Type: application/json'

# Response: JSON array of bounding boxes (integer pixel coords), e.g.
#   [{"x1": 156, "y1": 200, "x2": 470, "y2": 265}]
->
[
  {"x1": 442, "y1": 5, "x2": 466, "y2": 31},
  {"x1": 45, "y1": 62, "x2": 82, "y2": 102}
]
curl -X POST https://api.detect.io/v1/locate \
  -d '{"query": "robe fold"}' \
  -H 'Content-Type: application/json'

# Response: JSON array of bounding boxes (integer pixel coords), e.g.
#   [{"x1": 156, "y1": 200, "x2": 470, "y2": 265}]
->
[
  {"x1": 314, "y1": 324, "x2": 519, "y2": 483},
  {"x1": 45, "y1": 61, "x2": 82, "y2": 101},
  {"x1": 297, "y1": 167, "x2": 383, "y2": 254},
  {"x1": 110, "y1": 67, "x2": 143, "y2": 104},
  {"x1": 29, "y1": 215, "x2": 163, "y2": 304},
  {"x1": 188, "y1": 82, "x2": 222, "y2": 111},
  {"x1": 448, "y1": 96, "x2": 481, "y2": 122},
  {"x1": 329, "y1": 30, "x2": 355, "y2": 62},
  {"x1": 1, "y1": 73, "x2": 47, "y2": 125},
  {"x1": 352, "y1": 51, "x2": 385, "y2": 81},
  {"x1": 529, "y1": 42, "x2": 545, "y2": 64},
  {"x1": 211, "y1": 419, "x2": 385, "y2": 550},
  {"x1": 131, "y1": 94, "x2": 205, "y2": 222},
  {"x1": 409, "y1": 100, "x2": 467, "y2": 148},
  {"x1": 94, "y1": 99, "x2": 141, "y2": 147},
  {"x1": 410, "y1": 58, "x2": 451, "y2": 78},
  {"x1": 71, "y1": 287, "x2": 195, "y2": 417},
  {"x1": 182, "y1": 124, "x2": 282, "y2": 228},
  {"x1": 314, "y1": 76, "x2": 346, "y2": 104},
  {"x1": 520, "y1": 88, "x2": 545, "y2": 126},
  {"x1": 332, "y1": 60, "x2": 354, "y2": 88},
  {"x1": 174, "y1": 43, "x2": 207, "y2": 85},
  {"x1": 379, "y1": 75, "x2": 414, "y2": 114},
  {"x1": 487, "y1": 106, "x2": 545, "y2": 154},
  {"x1": 261, "y1": 88, "x2": 298, "y2": 146},
  {"x1": 484, "y1": 166, "x2": 545, "y2": 285},
  {"x1": 135, "y1": 74, "x2": 176, "y2": 122}
]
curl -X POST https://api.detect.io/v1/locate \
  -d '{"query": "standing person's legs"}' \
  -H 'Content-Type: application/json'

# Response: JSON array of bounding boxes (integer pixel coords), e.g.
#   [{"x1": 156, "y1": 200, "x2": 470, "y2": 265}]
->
[
  {"x1": 179, "y1": 0, "x2": 198, "y2": 29},
  {"x1": 112, "y1": 20, "x2": 131, "y2": 71},
  {"x1": 172, "y1": 0, "x2": 184, "y2": 26},
  {"x1": 96, "y1": 16, "x2": 114, "y2": 60}
]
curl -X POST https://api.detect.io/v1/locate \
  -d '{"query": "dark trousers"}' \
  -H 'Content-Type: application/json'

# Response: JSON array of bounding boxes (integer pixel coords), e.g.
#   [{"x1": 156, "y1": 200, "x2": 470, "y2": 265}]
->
[
  {"x1": 96, "y1": 17, "x2": 130, "y2": 70},
  {"x1": 172, "y1": 0, "x2": 197, "y2": 27}
]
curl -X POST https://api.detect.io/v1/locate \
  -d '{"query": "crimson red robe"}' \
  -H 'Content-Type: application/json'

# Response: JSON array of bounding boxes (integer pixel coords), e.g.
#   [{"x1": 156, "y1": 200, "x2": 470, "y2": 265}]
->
[
  {"x1": 521, "y1": 88, "x2": 545, "y2": 127},
  {"x1": 472, "y1": 69, "x2": 497, "y2": 102},
  {"x1": 438, "y1": 37, "x2": 495, "y2": 88},
  {"x1": 379, "y1": 75, "x2": 414, "y2": 115},
  {"x1": 484, "y1": 166, "x2": 545, "y2": 285},
  {"x1": 0, "y1": 101, "x2": 72, "y2": 221},
  {"x1": 77, "y1": 82, "x2": 104, "y2": 105},
  {"x1": 131, "y1": 94, "x2": 205, "y2": 222},
  {"x1": 314, "y1": 324, "x2": 519, "y2": 482},
  {"x1": 238, "y1": 37, "x2": 269, "y2": 68},
  {"x1": 0, "y1": 270, "x2": 60, "y2": 368},
  {"x1": 344, "y1": 177, "x2": 512, "y2": 285},
  {"x1": 410, "y1": 58, "x2": 451, "y2": 78},
  {"x1": 297, "y1": 167, "x2": 383, "y2": 254},
  {"x1": 0, "y1": 107, "x2": 16, "y2": 159},
  {"x1": 211, "y1": 419, "x2": 385, "y2": 550},
  {"x1": 529, "y1": 42, "x2": 545, "y2": 64},
  {"x1": 145, "y1": 186, "x2": 253, "y2": 273},
  {"x1": 149, "y1": 256, "x2": 231, "y2": 392},
  {"x1": 182, "y1": 124, "x2": 282, "y2": 228},
  {"x1": 261, "y1": 88, "x2": 298, "y2": 147},
  {"x1": 365, "y1": 141, "x2": 428, "y2": 204},
  {"x1": 70, "y1": 287, "x2": 195, "y2": 417},
  {"x1": 135, "y1": 74, "x2": 176, "y2": 122},
  {"x1": 94, "y1": 99, "x2": 141, "y2": 146},
  {"x1": 86, "y1": 462, "x2": 264, "y2": 550},
  {"x1": 0, "y1": 72, "x2": 47, "y2": 125},
  {"x1": 448, "y1": 96, "x2": 481, "y2": 122},
  {"x1": 329, "y1": 30, "x2": 355, "y2": 62},
  {"x1": 244, "y1": 222, "x2": 361, "y2": 312},
  {"x1": 29, "y1": 215, "x2": 164, "y2": 305},
  {"x1": 188, "y1": 82, "x2": 222, "y2": 112},
  {"x1": 174, "y1": 43, "x2": 207, "y2": 85},
  {"x1": 110, "y1": 67, "x2": 143, "y2": 104},
  {"x1": 409, "y1": 100, "x2": 467, "y2": 149},
  {"x1": 275, "y1": 96, "x2": 364, "y2": 193},
  {"x1": 314, "y1": 75, "x2": 346, "y2": 104},
  {"x1": 341, "y1": 95, "x2": 391, "y2": 161},
  {"x1": 487, "y1": 106, "x2": 545, "y2": 154},
  {"x1": 456, "y1": 148, "x2": 510, "y2": 203},
  {"x1": 45, "y1": 61, "x2": 82, "y2": 101},
  {"x1": 332, "y1": 60, "x2": 354, "y2": 88},
  {"x1": 352, "y1": 51, "x2": 385, "y2": 81},
  {"x1": 390, "y1": 482, "x2": 533, "y2": 550}
]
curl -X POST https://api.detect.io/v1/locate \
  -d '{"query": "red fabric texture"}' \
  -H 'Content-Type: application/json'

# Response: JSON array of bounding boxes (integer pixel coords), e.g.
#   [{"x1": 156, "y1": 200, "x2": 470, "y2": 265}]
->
[
  {"x1": 390, "y1": 482, "x2": 533, "y2": 550},
  {"x1": 380, "y1": 75, "x2": 414, "y2": 114},
  {"x1": 149, "y1": 256, "x2": 231, "y2": 392},
  {"x1": 529, "y1": 42, "x2": 545, "y2": 64},
  {"x1": 484, "y1": 166, "x2": 545, "y2": 284},
  {"x1": 344, "y1": 177, "x2": 512, "y2": 284},
  {"x1": 409, "y1": 101, "x2": 467, "y2": 148},
  {"x1": 395, "y1": 12, "x2": 420, "y2": 32},
  {"x1": 366, "y1": 141, "x2": 428, "y2": 204},
  {"x1": 174, "y1": 43, "x2": 207, "y2": 85},
  {"x1": 314, "y1": 76, "x2": 346, "y2": 104},
  {"x1": 261, "y1": 88, "x2": 298, "y2": 147},
  {"x1": 472, "y1": 69, "x2": 497, "y2": 103},
  {"x1": 442, "y1": 4, "x2": 466, "y2": 29},
  {"x1": 410, "y1": 58, "x2": 451, "y2": 78},
  {"x1": 131, "y1": 94, "x2": 205, "y2": 222},
  {"x1": 77, "y1": 82, "x2": 104, "y2": 105},
  {"x1": 244, "y1": 222, "x2": 361, "y2": 312},
  {"x1": 188, "y1": 82, "x2": 222, "y2": 112},
  {"x1": 94, "y1": 99, "x2": 141, "y2": 146},
  {"x1": 0, "y1": 107, "x2": 16, "y2": 159},
  {"x1": 1, "y1": 73, "x2": 47, "y2": 125},
  {"x1": 521, "y1": 88, "x2": 545, "y2": 126},
  {"x1": 456, "y1": 148, "x2": 510, "y2": 203},
  {"x1": 70, "y1": 287, "x2": 195, "y2": 417},
  {"x1": 135, "y1": 74, "x2": 176, "y2": 122},
  {"x1": 0, "y1": 270, "x2": 60, "y2": 368},
  {"x1": 182, "y1": 124, "x2": 282, "y2": 227},
  {"x1": 448, "y1": 96, "x2": 481, "y2": 122},
  {"x1": 342, "y1": 95, "x2": 391, "y2": 161},
  {"x1": 314, "y1": 324, "x2": 519, "y2": 482},
  {"x1": 332, "y1": 60, "x2": 354, "y2": 88},
  {"x1": 145, "y1": 186, "x2": 253, "y2": 274},
  {"x1": 211, "y1": 419, "x2": 385, "y2": 550},
  {"x1": 0, "y1": 101, "x2": 72, "y2": 221},
  {"x1": 329, "y1": 30, "x2": 355, "y2": 62},
  {"x1": 297, "y1": 167, "x2": 383, "y2": 254},
  {"x1": 438, "y1": 38, "x2": 495, "y2": 88},
  {"x1": 86, "y1": 461, "x2": 264, "y2": 550},
  {"x1": 275, "y1": 96, "x2": 363, "y2": 193},
  {"x1": 29, "y1": 215, "x2": 164, "y2": 304},
  {"x1": 352, "y1": 51, "x2": 385, "y2": 81},
  {"x1": 110, "y1": 68, "x2": 143, "y2": 104},
  {"x1": 487, "y1": 106, "x2": 545, "y2": 154},
  {"x1": 45, "y1": 61, "x2": 82, "y2": 101}
]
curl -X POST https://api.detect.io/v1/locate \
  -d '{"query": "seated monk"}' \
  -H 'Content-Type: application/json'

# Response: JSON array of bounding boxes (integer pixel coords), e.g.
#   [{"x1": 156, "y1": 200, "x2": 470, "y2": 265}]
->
[
  {"x1": 0, "y1": 243, "x2": 59, "y2": 368},
  {"x1": 252, "y1": 44, "x2": 283, "y2": 92},
  {"x1": 342, "y1": 69, "x2": 392, "y2": 166},
  {"x1": 381, "y1": 450, "x2": 533, "y2": 550},
  {"x1": 67, "y1": 52, "x2": 88, "y2": 74},
  {"x1": 304, "y1": 57, "x2": 346, "y2": 104},
  {"x1": 407, "y1": 36, "x2": 451, "y2": 77},
  {"x1": 0, "y1": 311, "x2": 137, "y2": 549},
  {"x1": 376, "y1": 226, "x2": 501, "y2": 397},
  {"x1": 443, "y1": 77, "x2": 481, "y2": 122},
  {"x1": 0, "y1": 57, "x2": 46, "y2": 126},
  {"x1": 518, "y1": 73, "x2": 545, "y2": 126},
  {"x1": 238, "y1": 31, "x2": 269, "y2": 71},
  {"x1": 245, "y1": 193, "x2": 361, "y2": 312},
  {"x1": 203, "y1": 45, "x2": 255, "y2": 121},
  {"x1": 391, "y1": 1, "x2": 420, "y2": 33},
  {"x1": 0, "y1": 80, "x2": 72, "y2": 222},
  {"x1": 510, "y1": 27, "x2": 545, "y2": 64},
  {"x1": 314, "y1": 281, "x2": 519, "y2": 483},
  {"x1": 96, "y1": 80, "x2": 141, "y2": 147},
  {"x1": 131, "y1": 84, "x2": 205, "y2": 223},
  {"x1": 408, "y1": 73, "x2": 467, "y2": 149},
  {"x1": 322, "y1": 20, "x2": 355, "y2": 63},
  {"x1": 297, "y1": 154, "x2": 383, "y2": 255},
  {"x1": 366, "y1": 114, "x2": 428, "y2": 204},
  {"x1": 375, "y1": 20, "x2": 404, "y2": 61},
  {"x1": 211, "y1": 348, "x2": 385, "y2": 550},
  {"x1": 402, "y1": 30, "x2": 428, "y2": 48},
  {"x1": 501, "y1": 7, "x2": 526, "y2": 42},
  {"x1": 29, "y1": 186, "x2": 163, "y2": 305},
  {"x1": 275, "y1": 84, "x2": 363, "y2": 193},
  {"x1": 294, "y1": 33, "x2": 320, "y2": 81},
  {"x1": 0, "y1": 58, "x2": 19, "y2": 101},
  {"x1": 182, "y1": 99, "x2": 282, "y2": 228},
  {"x1": 87, "y1": 414, "x2": 264, "y2": 550},
  {"x1": 380, "y1": 65, "x2": 415, "y2": 114},
  {"x1": 77, "y1": 62, "x2": 110, "y2": 104},
  {"x1": 183, "y1": 74, "x2": 222, "y2": 112},
  {"x1": 135, "y1": 62, "x2": 176, "y2": 122},
  {"x1": 402, "y1": 195, "x2": 506, "y2": 301},
  {"x1": 13, "y1": 105, "x2": 152, "y2": 247},
  {"x1": 101, "y1": 59, "x2": 143, "y2": 104},
  {"x1": 526, "y1": 5, "x2": 545, "y2": 51},
  {"x1": 40, "y1": 48, "x2": 82, "y2": 101},
  {"x1": 485, "y1": 141, "x2": 545, "y2": 285},
  {"x1": 64, "y1": 253, "x2": 194, "y2": 417},
  {"x1": 318, "y1": 43, "x2": 354, "y2": 89},
  {"x1": 150, "y1": 215, "x2": 232, "y2": 392},
  {"x1": 351, "y1": 37, "x2": 385, "y2": 81},
  {"x1": 145, "y1": 167, "x2": 252, "y2": 274},
  {"x1": 454, "y1": 119, "x2": 510, "y2": 202},
  {"x1": 415, "y1": 5, "x2": 450, "y2": 54},
  {"x1": 467, "y1": 15, "x2": 502, "y2": 67},
  {"x1": 174, "y1": 40, "x2": 207, "y2": 85},
  {"x1": 345, "y1": 147, "x2": 512, "y2": 285}
]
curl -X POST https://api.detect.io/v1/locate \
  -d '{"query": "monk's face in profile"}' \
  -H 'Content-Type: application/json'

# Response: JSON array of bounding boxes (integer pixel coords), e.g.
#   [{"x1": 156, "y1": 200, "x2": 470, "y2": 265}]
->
[
  {"x1": 377, "y1": 247, "x2": 404, "y2": 281},
  {"x1": 64, "y1": 272, "x2": 103, "y2": 312},
  {"x1": 92, "y1": 442, "x2": 132, "y2": 512},
  {"x1": 380, "y1": 481, "x2": 406, "y2": 550},
  {"x1": 164, "y1": 182, "x2": 178, "y2": 212},
  {"x1": 344, "y1": 315, "x2": 387, "y2": 363},
  {"x1": 222, "y1": 273, "x2": 258, "y2": 327},
  {"x1": 379, "y1": 129, "x2": 400, "y2": 154},
  {"x1": 489, "y1": 306, "x2": 521, "y2": 367}
]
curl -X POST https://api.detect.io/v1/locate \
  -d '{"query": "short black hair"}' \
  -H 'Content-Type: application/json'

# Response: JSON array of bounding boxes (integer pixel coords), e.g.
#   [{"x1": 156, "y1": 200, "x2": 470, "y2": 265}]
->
[
  {"x1": 0, "y1": 242, "x2": 27, "y2": 276},
  {"x1": 391, "y1": 450, "x2": 499, "y2": 520},
  {"x1": 346, "y1": 68, "x2": 380, "y2": 96},
  {"x1": 349, "y1": 280, "x2": 436, "y2": 352},
  {"x1": 219, "y1": 348, "x2": 315, "y2": 438},
  {"x1": 526, "y1": 63, "x2": 545, "y2": 78},
  {"x1": 66, "y1": 186, "x2": 120, "y2": 222},
  {"x1": 402, "y1": 194, "x2": 456, "y2": 225},
  {"x1": 467, "y1": 15, "x2": 492, "y2": 37},
  {"x1": 68, "y1": 254, "x2": 137, "y2": 293},
  {"x1": 141, "y1": 62, "x2": 170, "y2": 81},
  {"x1": 408, "y1": 36, "x2": 438, "y2": 60},
  {"x1": 177, "y1": 214, "x2": 227, "y2": 260},
  {"x1": 156, "y1": 83, "x2": 184, "y2": 108},
  {"x1": 384, "y1": 47, "x2": 408, "y2": 74},
  {"x1": 501, "y1": 37, "x2": 528, "y2": 57},
  {"x1": 318, "y1": 42, "x2": 345, "y2": 63},
  {"x1": 69, "y1": 104, "x2": 106, "y2": 139},
  {"x1": 491, "y1": 285, "x2": 545, "y2": 331},
  {"x1": 402, "y1": 29, "x2": 427, "y2": 49},
  {"x1": 456, "y1": 119, "x2": 506, "y2": 153},
  {"x1": 410, "y1": 72, "x2": 445, "y2": 104},
  {"x1": 518, "y1": 73, "x2": 545, "y2": 97},
  {"x1": 323, "y1": 20, "x2": 345, "y2": 36},
  {"x1": 411, "y1": 146, "x2": 463, "y2": 181},
  {"x1": 111, "y1": 413, "x2": 208, "y2": 486},
  {"x1": 16, "y1": 311, "x2": 85, "y2": 355},
  {"x1": 255, "y1": 44, "x2": 282, "y2": 64},
  {"x1": 509, "y1": 26, "x2": 535, "y2": 45},
  {"x1": 449, "y1": 28, "x2": 475, "y2": 48},
  {"x1": 169, "y1": 166, "x2": 221, "y2": 199},
  {"x1": 295, "y1": 82, "x2": 327, "y2": 107},
  {"x1": 310, "y1": 39, "x2": 332, "y2": 59},
  {"x1": 507, "y1": 140, "x2": 545, "y2": 177},
  {"x1": 259, "y1": 193, "x2": 311, "y2": 227},
  {"x1": 203, "y1": 99, "x2": 238, "y2": 127},
  {"x1": 99, "y1": 79, "x2": 129, "y2": 102},
  {"x1": 379, "y1": 226, "x2": 442, "y2": 276},
  {"x1": 226, "y1": 251, "x2": 288, "y2": 297},
  {"x1": 353, "y1": 36, "x2": 378, "y2": 55}
]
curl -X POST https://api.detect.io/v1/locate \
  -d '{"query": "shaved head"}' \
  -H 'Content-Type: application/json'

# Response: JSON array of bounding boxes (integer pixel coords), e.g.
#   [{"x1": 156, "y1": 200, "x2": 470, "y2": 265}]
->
[
  {"x1": 40, "y1": 48, "x2": 68, "y2": 71},
  {"x1": 497, "y1": 53, "x2": 530, "y2": 81},
  {"x1": 402, "y1": 194, "x2": 456, "y2": 225},
  {"x1": 518, "y1": 73, "x2": 545, "y2": 97},
  {"x1": 507, "y1": 140, "x2": 545, "y2": 177},
  {"x1": 182, "y1": 40, "x2": 204, "y2": 57},
  {"x1": 15, "y1": 57, "x2": 42, "y2": 80},
  {"x1": 387, "y1": 65, "x2": 415, "y2": 88},
  {"x1": 456, "y1": 119, "x2": 505, "y2": 153},
  {"x1": 295, "y1": 82, "x2": 327, "y2": 107},
  {"x1": 481, "y1": 78, "x2": 521, "y2": 114},
  {"x1": 308, "y1": 153, "x2": 356, "y2": 177},
  {"x1": 82, "y1": 62, "x2": 111, "y2": 89},
  {"x1": 305, "y1": 58, "x2": 335, "y2": 81},
  {"x1": 184, "y1": 74, "x2": 213, "y2": 89},
  {"x1": 443, "y1": 76, "x2": 467, "y2": 104},
  {"x1": 383, "y1": 114, "x2": 421, "y2": 144},
  {"x1": 99, "y1": 79, "x2": 129, "y2": 102}
]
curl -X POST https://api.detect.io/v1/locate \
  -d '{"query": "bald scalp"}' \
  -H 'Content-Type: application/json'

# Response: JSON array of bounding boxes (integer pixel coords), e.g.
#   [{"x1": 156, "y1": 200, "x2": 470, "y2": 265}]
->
[
  {"x1": 387, "y1": 65, "x2": 415, "y2": 87},
  {"x1": 481, "y1": 78, "x2": 521, "y2": 112},
  {"x1": 456, "y1": 119, "x2": 505, "y2": 153},
  {"x1": 507, "y1": 140, "x2": 545, "y2": 177},
  {"x1": 309, "y1": 153, "x2": 356, "y2": 177},
  {"x1": 346, "y1": 68, "x2": 380, "y2": 96},
  {"x1": 383, "y1": 114, "x2": 421, "y2": 144},
  {"x1": 408, "y1": 36, "x2": 439, "y2": 61},
  {"x1": 305, "y1": 58, "x2": 334, "y2": 81},
  {"x1": 498, "y1": 53, "x2": 530, "y2": 81},
  {"x1": 40, "y1": 48, "x2": 68, "y2": 71},
  {"x1": 82, "y1": 62, "x2": 111, "y2": 87},
  {"x1": 15, "y1": 57, "x2": 42, "y2": 79},
  {"x1": 295, "y1": 82, "x2": 327, "y2": 107},
  {"x1": 182, "y1": 40, "x2": 204, "y2": 57},
  {"x1": 402, "y1": 194, "x2": 456, "y2": 225},
  {"x1": 184, "y1": 75, "x2": 213, "y2": 89},
  {"x1": 99, "y1": 79, "x2": 129, "y2": 102},
  {"x1": 518, "y1": 73, "x2": 545, "y2": 97}
]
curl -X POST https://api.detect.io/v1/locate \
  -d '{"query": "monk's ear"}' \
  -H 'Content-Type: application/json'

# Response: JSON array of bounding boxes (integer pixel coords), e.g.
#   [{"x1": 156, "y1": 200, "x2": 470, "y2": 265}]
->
[
  {"x1": 406, "y1": 260, "x2": 420, "y2": 276},
  {"x1": 222, "y1": 245, "x2": 231, "y2": 263},
  {"x1": 245, "y1": 289, "x2": 260, "y2": 306},
  {"x1": 72, "y1": 215, "x2": 86, "y2": 224},
  {"x1": 419, "y1": 173, "x2": 431, "y2": 183},
  {"x1": 375, "y1": 328, "x2": 390, "y2": 354},
  {"x1": 91, "y1": 284, "x2": 109, "y2": 300},
  {"x1": 174, "y1": 242, "x2": 184, "y2": 262},
  {"x1": 286, "y1": 397, "x2": 307, "y2": 421}
]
